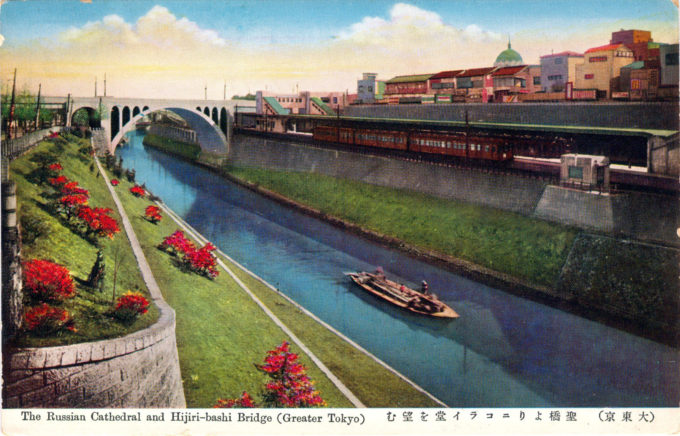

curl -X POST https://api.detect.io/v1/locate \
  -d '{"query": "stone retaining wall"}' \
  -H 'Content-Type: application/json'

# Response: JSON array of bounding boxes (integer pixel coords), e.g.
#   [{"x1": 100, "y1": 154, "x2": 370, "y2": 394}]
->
[{"x1": 3, "y1": 301, "x2": 185, "y2": 408}]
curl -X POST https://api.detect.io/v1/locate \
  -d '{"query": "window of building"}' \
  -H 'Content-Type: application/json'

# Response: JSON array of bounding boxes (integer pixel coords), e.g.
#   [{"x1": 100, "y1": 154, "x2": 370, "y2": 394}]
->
[
  {"x1": 359, "y1": 86, "x2": 364, "y2": 92},
  {"x1": 585, "y1": 74, "x2": 594, "y2": 79},
  {"x1": 333, "y1": 97, "x2": 338, "y2": 104},
  {"x1": 589, "y1": 56, "x2": 608, "y2": 62},
  {"x1": 533, "y1": 76, "x2": 541, "y2": 85},
  {"x1": 548, "y1": 75, "x2": 563, "y2": 81},
  {"x1": 568, "y1": 166, "x2": 583, "y2": 179},
  {"x1": 554, "y1": 58, "x2": 563, "y2": 64},
  {"x1": 368, "y1": 86, "x2": 373, "y2": 92},
  {"x1": 666, "y1": 53, "x2": 679, "y2": 66}
]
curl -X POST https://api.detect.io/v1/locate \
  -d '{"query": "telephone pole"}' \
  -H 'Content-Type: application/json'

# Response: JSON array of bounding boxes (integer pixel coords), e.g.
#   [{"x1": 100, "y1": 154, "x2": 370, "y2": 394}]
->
[
  {"x1": 95, "y1": 76, "x2": 98, "y2": 97},
  {"x1": 104, "y1": 73, "x2": 107, "y2": 97},
  {"x1": 8, "y1": 68, "x2": 17, "y2": 139},
  {"x1": 35, "y1": 83, "x2": 42, "y2": 129}
]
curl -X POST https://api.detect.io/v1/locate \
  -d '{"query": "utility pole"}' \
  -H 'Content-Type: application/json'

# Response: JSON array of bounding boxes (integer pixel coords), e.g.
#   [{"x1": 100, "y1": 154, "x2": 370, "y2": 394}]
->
[
  {"x1": 35, "y1": 83, "x2": 41, "y2": 129},
  {"x1": 104, "y1": 73, "x2": 107, "y2": 97},
  {"x1": 223, "y1": 81, "x2": 226, "y2": 100},
  {"x1": 95, "y1": 76, "x2": 98, "y2": 97},
  {"x1": 204, "y1": 83, "x2": 207, "y2": 100},
  {"x1": 8, "y1": 68, "x2": 17, "y2": 139}
]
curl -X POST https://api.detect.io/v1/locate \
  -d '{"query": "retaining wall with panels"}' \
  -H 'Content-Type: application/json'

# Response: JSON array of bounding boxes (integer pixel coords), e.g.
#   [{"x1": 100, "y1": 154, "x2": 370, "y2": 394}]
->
[
  {"x1": 344, "y1": 102, "x2": 678, "y2": 131},
  {"x1": 230, "y1": 135, "x2": 548, "y2": 214},
  {"x1": 3, "y1": 302, "x2": 185, "y2": 408},
  {"x1": 230, "y1": 134, "x2": 680, "y2": 245}
]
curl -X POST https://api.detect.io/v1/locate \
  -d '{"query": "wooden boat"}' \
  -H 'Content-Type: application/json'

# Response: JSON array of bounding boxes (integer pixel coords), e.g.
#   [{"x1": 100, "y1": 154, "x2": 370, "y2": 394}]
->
[{"x1": 345, "y1": 271, "x2": 459, "y2": 319}]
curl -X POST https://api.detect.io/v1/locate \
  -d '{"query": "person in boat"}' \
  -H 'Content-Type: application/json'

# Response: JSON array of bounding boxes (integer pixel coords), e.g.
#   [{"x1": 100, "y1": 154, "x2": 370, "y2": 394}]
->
[
  {"x1": 421, "y1": 280, "x2": 429, "y2": 295},
  {"x1": 374, "y1": 266, "x2": 386, "y2": 280}
]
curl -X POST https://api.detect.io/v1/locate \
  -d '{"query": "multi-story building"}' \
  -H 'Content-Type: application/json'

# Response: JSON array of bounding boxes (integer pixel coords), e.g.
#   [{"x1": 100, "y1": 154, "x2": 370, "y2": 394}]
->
[
  {"x1": 660, "y1": 44, "x2": 679, "y2": 86},
  {"x1": 356, "y1": 73, "x2": 384, "y2": 104},
  {"x1": 455, "y1": 67, "x2": 496, "y2": 102},
  {"x1": 428, "y1": 70, "x2": 463, "y2": 102},
  {"x1": 574, "y1": 43, "x2": 635, "y2": 98},
  {"x1": 659, "y1": 43, "x2": 679, "y2": 100},
  {"x1": 610, "y1": 29, "x2": 654, "y2": 61},
  {"x1": 540, "y1": 51, "x2": 584, "y2": 92},
  {"x1": 383, "y1": 74, "x2": 433, "y2": 103},
  {"x1": 492, "y1": 65, "x2": 542, "y2": 101}
]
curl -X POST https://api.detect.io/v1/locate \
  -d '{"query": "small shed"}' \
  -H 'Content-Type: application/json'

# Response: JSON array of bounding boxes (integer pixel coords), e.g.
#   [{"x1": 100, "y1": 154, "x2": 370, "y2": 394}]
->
[{"x1": 560, "y1": 154, "x2": 610, "y2": 191}]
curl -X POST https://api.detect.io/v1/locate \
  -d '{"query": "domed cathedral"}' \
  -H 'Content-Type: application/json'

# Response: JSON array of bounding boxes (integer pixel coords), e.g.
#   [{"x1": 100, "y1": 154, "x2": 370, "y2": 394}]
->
[{"x1": 494, "y1": 39, "x2": 524, "y2": 67}]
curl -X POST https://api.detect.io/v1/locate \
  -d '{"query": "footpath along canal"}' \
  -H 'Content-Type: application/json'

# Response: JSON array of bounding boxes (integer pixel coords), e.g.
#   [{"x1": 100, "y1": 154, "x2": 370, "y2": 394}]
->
[{"x1": 116, "y1": 129, "x2": 678, "y2": 407}]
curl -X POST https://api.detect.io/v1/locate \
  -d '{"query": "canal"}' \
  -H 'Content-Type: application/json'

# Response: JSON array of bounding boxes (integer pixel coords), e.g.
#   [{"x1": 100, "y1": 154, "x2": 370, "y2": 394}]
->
[{"x1": 116, "y1": 129, "x2": 678, "y2": 407}]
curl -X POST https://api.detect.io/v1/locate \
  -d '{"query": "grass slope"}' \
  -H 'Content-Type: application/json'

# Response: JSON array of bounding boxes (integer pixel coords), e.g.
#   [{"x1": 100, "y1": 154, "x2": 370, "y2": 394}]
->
[
  {"x1": 142, "y1": 133, "x2": 201, "y2": 161},
  {"x1": 107, "y1": 173, "x2": 352, "y2": 407},
  {"x1": 224, "y1": 167, "x2": 577, "y2": 287},
  {"x1": 10, "y1": 134, "x2": 159, "y2": 347}
]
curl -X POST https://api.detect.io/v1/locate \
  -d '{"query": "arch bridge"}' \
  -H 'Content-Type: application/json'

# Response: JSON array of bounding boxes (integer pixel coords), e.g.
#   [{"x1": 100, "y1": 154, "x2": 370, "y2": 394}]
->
[{"x1": 42, "y1": 96, "x2": 255, "y2": 155}]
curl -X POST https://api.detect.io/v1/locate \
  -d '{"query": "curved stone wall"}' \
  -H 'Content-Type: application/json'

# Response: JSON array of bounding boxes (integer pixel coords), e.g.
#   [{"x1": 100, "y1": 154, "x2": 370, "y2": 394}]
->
[{"x1": 3, "y1": 300, "x2": 185, "y2": 408}]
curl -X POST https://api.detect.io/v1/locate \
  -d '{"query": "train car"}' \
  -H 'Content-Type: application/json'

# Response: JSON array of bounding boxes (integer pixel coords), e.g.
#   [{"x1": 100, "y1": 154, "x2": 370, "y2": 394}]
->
[
  {"x1": 313, "y1": 125, "x2": 337, "y2": 142},
  {"x1": 467, "y1": 134, "x2": 513, "y2": 161},
  {"x1": 410, "y1": 132, "x2": 466, "y2": 157},
  {"x1": 354, "y1": 129, "x2": 408, "y2": 151},
  {"x1": 313, "y1": 125, "x2": 512, "y2": 162}
]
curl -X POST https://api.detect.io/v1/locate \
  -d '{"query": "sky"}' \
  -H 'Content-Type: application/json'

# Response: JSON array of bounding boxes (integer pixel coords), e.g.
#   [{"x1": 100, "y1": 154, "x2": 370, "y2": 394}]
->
[{"x1": 0, "y1": 0, "x2": 677, "y2": 99}]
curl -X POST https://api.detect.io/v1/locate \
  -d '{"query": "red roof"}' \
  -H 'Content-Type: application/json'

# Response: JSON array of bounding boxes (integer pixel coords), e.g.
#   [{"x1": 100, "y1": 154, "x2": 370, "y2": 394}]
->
[
  {"x1": 457, "y1": 67, "x2": 496, "y2": 78},
  {"x1": 492, "y1": 65, "x2": 527, "y2": 76},
  {"x1": 585, "y1": 43, "x2": 624, "y2": 54},
  {"x1": 430, "y1": 70, "x2": 464, "y2": 80},
  {"x1": 540, "y1": 51, "x2": 583, "y2": 58}
]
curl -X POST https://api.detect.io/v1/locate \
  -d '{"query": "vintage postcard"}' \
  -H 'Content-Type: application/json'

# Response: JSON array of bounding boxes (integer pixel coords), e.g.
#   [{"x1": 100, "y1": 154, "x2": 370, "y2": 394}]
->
[{"x1": 1, "y1": 0, "x2": 678, "y2": 434}]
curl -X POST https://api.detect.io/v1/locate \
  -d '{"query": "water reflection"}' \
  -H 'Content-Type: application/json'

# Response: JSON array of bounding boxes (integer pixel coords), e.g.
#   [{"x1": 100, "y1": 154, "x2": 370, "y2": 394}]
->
[{"x1": 117, "y1": 130, "x2": 678, "y2": 407}]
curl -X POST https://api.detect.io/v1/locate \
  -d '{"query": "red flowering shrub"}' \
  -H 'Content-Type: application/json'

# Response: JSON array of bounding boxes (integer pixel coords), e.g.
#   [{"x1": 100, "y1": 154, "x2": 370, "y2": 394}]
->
[
  {"x1": 77, "y1": 206, "x2": 120, "y2": 239},
  {"x1": 145, "y1": 205, "x2": 162, "y2": 223},
  {"x1": 159, "y1": 231, "x2": 219, "y2": 278},
  {"x1": 61, "y1": 181, "x2": 89, "y2": 197},
  {"x1": 130, "y1": 185, "x2": 146, "y2": 198},
  {"x1": 214, "y1": 341, "x2": 326, "y2": 408},
  {"x1": 159, "y1": 230, "x2": 195, "y2": 256},
  {"x1": 110, "y1": 179, "x2": 119, "y2": 186},
  {"x1": 114, "y1": 291, "x2": 150, "y2": 321},
  {"x1": 49, "y1": 175, "x2": 69, "y2": 186},
  {"x1": 25, "y1": 303, "x2": 76, "y2": 336},
  {"x1": 183, "y1": 242, "x2": 219, "y2": 278},
  {"x1": 214, "y1": 392, "x2": 256, "y2": 408},
  {"x1": 258, "y1": 341, "x2": 326, "y2": 407},
  {"x1": 23, "y1": 259, "x2": 76, "y2": 301},
  {"x1": 60, "y1": 193, "x2": 88, "y2": 206},
  {"x1": 48, "y1": 163, "x2": 63, "y2": 172}
]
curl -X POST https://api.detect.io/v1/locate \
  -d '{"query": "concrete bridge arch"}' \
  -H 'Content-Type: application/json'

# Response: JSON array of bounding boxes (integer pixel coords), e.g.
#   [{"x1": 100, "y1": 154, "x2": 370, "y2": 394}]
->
[{"x1": 110, "y1": 106, "x2": 228, "y2": 155}]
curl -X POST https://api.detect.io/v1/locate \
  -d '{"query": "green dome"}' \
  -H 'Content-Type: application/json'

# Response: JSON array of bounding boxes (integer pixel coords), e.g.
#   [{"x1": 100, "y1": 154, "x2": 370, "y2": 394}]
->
[{"x1": 494, "y1": 41, "x2": 523, "y2": 67}]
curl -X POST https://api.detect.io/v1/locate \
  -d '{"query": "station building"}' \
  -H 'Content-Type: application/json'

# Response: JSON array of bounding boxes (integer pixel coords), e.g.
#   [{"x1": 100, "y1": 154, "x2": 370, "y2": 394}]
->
[{"x1": 256, "y1": 90, "x2": 348, "y2": 116}]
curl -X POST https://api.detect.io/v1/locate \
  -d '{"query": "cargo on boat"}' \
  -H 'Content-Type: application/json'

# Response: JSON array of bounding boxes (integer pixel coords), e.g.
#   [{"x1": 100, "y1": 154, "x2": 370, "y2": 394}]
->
[{"x1": 346, "y1": 271, "x2": 459, "y2": 319}]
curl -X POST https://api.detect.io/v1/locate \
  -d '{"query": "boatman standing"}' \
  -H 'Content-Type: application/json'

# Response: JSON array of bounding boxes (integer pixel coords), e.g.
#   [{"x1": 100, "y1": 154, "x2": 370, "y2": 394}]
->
[{"x1": 421, "y1": 280, "x2": 429, "y2": 294}]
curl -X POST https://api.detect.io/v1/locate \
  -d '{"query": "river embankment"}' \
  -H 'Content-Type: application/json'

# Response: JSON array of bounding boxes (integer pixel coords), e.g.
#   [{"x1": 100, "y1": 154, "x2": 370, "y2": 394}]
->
[{"x1": 142, "y1": 132, "x2": 680, "y2": 347}]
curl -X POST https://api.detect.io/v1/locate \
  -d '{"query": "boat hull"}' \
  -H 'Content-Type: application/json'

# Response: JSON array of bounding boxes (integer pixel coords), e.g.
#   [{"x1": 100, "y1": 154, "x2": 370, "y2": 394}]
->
[{"x1": 347, "y1": 272, "x2": 459, "y2": 319}]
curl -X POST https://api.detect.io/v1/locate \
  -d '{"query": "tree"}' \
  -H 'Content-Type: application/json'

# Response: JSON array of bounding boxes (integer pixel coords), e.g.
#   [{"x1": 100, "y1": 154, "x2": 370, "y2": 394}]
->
[{"x1": 72, "y1": 108, "x2": 91, "y2": 127}]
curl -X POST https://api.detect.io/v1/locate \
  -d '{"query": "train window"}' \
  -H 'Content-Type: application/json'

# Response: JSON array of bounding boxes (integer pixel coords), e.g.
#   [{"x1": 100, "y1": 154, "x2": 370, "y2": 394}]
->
[{"x1": 485, "y1": 145, "x2": 489, "y2": 152}]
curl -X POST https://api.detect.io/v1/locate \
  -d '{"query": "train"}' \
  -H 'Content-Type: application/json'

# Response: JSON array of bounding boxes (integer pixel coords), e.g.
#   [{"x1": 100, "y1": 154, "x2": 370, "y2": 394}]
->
[{"x1": 313, "y1": 125, "x2": 515, "y2": 161}]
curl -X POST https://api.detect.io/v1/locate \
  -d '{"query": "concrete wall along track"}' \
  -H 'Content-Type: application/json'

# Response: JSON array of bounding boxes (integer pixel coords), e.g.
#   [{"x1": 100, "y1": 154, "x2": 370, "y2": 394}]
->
[
  {"x1": 344, "y1": 102, "x2": 679, "y2": 131},
  {"x1": 230, "y1": 135, "x2": 680, "y2": 246}
]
